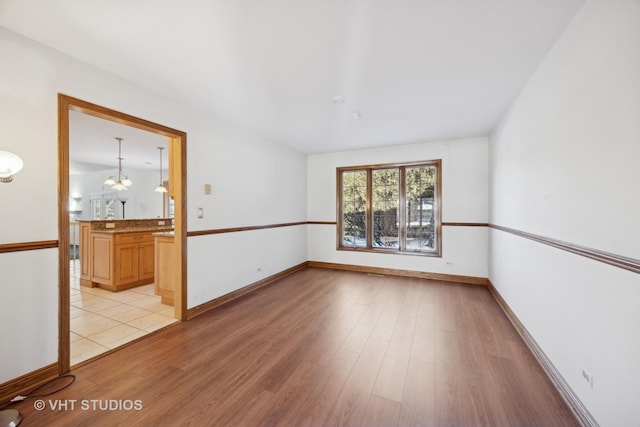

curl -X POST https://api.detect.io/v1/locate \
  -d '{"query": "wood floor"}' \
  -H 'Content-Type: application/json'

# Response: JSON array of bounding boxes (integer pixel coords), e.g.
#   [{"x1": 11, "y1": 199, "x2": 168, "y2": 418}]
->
[{"x1": 13, "y1": 268, "x2": 579, "y2": 426}]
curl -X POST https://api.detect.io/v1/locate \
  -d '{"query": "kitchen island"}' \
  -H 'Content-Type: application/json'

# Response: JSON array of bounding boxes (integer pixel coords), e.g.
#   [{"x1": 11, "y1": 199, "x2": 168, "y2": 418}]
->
[
  {"x1": 79, "y1": 219, "x2": 173, "y2": 292},
  {"x1": 153, "y1": 231, "x2": 175, "y2": 305}
]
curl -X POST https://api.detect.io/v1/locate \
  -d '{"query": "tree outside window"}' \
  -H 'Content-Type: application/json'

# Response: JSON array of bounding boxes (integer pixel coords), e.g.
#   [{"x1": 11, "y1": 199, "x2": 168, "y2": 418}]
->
[{"x1": 337, "y1": 160, "x2": 441, "y2": 256}]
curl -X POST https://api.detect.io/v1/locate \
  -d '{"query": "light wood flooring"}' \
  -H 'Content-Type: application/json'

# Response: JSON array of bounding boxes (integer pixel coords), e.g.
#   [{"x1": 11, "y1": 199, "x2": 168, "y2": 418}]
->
[
  {"x1": 70, "y1": 261, "x2": 177, "y2": 365},
  {"x1": 19, "y1": 267, "x2": 578, "y2": 426}
]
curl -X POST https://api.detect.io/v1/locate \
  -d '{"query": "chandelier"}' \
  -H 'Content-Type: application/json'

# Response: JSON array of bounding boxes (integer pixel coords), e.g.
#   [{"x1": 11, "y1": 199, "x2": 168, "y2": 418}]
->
[{"x1": 104, "y1": 137, "x2": 132, "y2": 191}]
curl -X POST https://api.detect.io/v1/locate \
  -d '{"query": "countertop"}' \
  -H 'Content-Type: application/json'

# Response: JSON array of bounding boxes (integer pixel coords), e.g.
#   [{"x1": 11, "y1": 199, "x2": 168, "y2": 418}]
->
[
  {"x1": 153, "y1": 231, "x2": 175, "y2": 237},
  {"x1": 90, "y1": 226, "x2": 174, "y2": 234}
]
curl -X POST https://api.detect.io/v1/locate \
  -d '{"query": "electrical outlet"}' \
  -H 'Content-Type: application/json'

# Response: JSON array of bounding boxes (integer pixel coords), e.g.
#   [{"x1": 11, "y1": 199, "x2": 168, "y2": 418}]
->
[
  {"x1": 158, "y1": 220, "x2": 165, "y2": 226},
  {"x1": 197, "y1": 208, "x2": 203, "y2": 219},
  {"x1": 105, "y1": 223, "x2": 115, "y2": 229}
]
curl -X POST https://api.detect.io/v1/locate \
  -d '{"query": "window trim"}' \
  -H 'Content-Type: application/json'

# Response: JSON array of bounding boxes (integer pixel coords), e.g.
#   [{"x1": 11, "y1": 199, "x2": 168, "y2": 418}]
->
[{"x1": 336, "y1": 159, "x2": 442, "y2": 257}]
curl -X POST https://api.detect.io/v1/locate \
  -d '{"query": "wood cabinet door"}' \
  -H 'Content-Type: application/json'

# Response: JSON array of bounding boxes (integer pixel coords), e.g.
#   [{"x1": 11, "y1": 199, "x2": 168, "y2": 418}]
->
[
  {"x1": 91, "y1": 234, "x2": 113, "y2": 285},
  {"x1": 138, "y1": 241, "x2": 155, "y2": 281},
  {"x1": 115, "y1": 243, "x2": 139, "y2": 285},
  {"x1": 79, "y1": 223, "x2": 92, "y2": 281},
  {"x1": 154, "y1": 237, "x2": 175, "y2": 303}
]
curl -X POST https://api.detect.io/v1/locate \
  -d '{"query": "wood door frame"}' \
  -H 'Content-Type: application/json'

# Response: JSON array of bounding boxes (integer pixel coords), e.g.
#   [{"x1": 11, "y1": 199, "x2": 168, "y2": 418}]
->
[{"x1": 58, "y1": 94, "x2": 188, "y2": 373}]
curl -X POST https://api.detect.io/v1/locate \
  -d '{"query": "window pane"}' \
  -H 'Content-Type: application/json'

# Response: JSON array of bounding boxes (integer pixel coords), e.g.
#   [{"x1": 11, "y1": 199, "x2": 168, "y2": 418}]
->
[
  {"x1": 406, "y1": 166, "x2": 436, "y2": 251},
  {"x1": 342, "y1": 170, "x2": 367, "y2": 247},
  {"x1": 338, "y1": 161, "x2": 440, "y2": 256},
  {"x1": 372, "y1": 169, "x2": 399, "y2": 248}
]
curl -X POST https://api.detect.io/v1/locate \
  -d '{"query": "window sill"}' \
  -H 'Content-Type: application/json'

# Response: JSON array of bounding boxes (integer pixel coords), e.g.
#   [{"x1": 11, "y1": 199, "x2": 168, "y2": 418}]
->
[{"x1": 337, "y1": 246, "x2": 441, "y2": 258}]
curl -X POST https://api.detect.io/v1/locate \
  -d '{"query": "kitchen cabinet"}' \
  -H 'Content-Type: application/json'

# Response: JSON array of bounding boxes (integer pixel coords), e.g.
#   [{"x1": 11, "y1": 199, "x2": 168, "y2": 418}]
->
[
  {"x1": 86, "y1": 230, "x2": 156, "y2": 292},
  {"x1": 78, "y1": 219, "x2": 173, "y2": 291},
  {"x1": 79, "y1": 221, "x2": 92, "y2": 286},
  {"x1": 90, "y1": 192, "x2": 120, "y2": 219},
  {"x1": 154, "y1": 232, "x2": 175, "y2": 305}
]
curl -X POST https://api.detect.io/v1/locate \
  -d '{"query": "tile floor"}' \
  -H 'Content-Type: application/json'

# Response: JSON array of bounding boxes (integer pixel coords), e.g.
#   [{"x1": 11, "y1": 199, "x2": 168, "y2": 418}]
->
[{"x1": 70, "y1": 261, "x2": 178, "y2": 365}]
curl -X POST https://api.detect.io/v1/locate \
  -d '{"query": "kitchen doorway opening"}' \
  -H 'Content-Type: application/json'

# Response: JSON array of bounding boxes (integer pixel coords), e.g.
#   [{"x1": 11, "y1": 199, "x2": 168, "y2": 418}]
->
[{"x1": 58, "y1": 94, "x2": 187, "y2": 373}]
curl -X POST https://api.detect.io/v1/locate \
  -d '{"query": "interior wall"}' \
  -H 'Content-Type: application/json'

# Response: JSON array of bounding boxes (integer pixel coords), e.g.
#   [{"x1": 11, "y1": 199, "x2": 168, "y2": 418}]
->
[
  {"x1": 0, "y1": 27, "x2": 307, "y2": 383},
  {"x1": 69, "y1": 169, "x2": 163, "y2": 220},
  {"x1": 488, "y1": 0, "x2": 640, "y2": 425},
  {"x1": 0, "y1": 250, "x2": 58, "y2": 382},
  {"x1": 307, "y1": 137, "x2": 488, "y2": 278},
  {"x1": 186, "y1": 124, "x2": 308, "y2": 309},
  {"x1": 188, "y1": 226, "x2": 307, "y2": 308}
]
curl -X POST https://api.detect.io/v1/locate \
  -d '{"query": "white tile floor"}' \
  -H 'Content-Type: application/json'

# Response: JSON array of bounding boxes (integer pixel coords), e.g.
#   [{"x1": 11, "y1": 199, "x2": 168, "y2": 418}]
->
[{"x1": 70, "y1": 262, "x2": 178, "y2": 365}]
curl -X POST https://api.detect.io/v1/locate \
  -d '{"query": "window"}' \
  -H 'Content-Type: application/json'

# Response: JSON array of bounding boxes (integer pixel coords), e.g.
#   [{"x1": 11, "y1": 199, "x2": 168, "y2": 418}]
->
[{"x1": 337, "y1": 160, "x2": 441, "y2": 256}]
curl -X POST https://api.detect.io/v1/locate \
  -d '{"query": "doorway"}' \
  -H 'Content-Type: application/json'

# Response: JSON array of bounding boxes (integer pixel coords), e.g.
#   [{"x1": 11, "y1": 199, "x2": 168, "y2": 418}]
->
[{"x1": 58, "y1": 94, "x2": 187, "y2": 373}]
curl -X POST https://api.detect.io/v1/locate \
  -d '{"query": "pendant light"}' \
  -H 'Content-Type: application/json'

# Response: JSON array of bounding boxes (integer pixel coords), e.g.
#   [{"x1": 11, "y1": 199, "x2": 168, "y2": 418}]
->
[
  {"x1": 154, "y1": 146, "x2": 168, "y2": 193},
  {"x1": 107, "y1": 137, "x2": 131, "y2": 191}
]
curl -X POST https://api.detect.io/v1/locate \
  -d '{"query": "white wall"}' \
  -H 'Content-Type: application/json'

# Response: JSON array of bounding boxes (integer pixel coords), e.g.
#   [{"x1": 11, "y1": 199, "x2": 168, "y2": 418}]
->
[
  {"x1": 188, "y1": 225, "x2": 307, "y2": 308},
  {"x1": 489, "y1": 0, "x2": 640, "y2": 425},
  {"x1": 0, "y1": 250, "x2": 58, "y2": 379},
  {"x1": 0, "y1": 27, "x2": 307, "y2": 383},
  {"x1": 307, "y1": 137, "x2": 488, "y2": 278},
  {"x1": 187, "y1": 124, "x2": 308, "y2": 309},
  {"x1": 69, "y1": 169, "x2": 164, "y2": 220}
]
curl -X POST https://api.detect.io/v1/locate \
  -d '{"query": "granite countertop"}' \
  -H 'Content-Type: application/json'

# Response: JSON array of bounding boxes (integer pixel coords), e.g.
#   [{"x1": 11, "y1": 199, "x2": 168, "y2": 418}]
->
[
  {"x1": 91, "y1": 226, "x2": 174, "y2": 234},
  {"x1": 152, "y1": 231, "x2": 175, "y2": 237}
]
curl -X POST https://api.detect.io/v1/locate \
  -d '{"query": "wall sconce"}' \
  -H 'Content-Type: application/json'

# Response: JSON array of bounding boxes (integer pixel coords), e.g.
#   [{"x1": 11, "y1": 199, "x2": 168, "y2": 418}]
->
[
  {"x1": 69, "y1": 195, "x2": 83, "y2": 215},
  {"x1": 0, "y1": 151, "x2": 24, "y2": 183}
]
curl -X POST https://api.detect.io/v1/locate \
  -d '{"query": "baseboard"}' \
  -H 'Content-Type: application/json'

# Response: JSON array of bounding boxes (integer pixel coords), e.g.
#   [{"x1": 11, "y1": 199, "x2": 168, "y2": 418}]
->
[
  {"x1": 186, "y1": 262, "x2": 309, "y2": 319},
  {"x1": 0, "y1": 260, "x2": 485, "y2": 398},
  {"x1": 0, "y1": 363, "x2": 58, "y2": 403},
  {"x1": 186, "y1": 261, "x2": 486, "y2": 319},
  {"x1": 307, "y1": 261, "x2": 488, "y2": 286},
  {"x1": 487, "y1": 280, "x2": 599, "y2": 427}
]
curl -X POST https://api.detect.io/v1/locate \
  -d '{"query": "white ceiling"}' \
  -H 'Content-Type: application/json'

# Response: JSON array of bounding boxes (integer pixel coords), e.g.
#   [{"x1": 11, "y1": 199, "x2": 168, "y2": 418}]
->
[
  {"x1": 69, "y1": 110, "x2": 168, "y2": 174},
  {"x1": 0, "y1": 0, "x2": 585, "y2": 154}
]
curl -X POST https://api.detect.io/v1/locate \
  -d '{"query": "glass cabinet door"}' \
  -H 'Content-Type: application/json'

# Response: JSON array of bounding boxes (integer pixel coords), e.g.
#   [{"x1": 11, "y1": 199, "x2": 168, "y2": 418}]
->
[
  {"x1": 104, "y1": 197, "x2": 116, "y2": 219},
  {"x1": 90, "y1": 192, "x2": 120, "y2": 219},
  {"x1": 91, "y1": 197, "x2": 102, "y2": 219}
]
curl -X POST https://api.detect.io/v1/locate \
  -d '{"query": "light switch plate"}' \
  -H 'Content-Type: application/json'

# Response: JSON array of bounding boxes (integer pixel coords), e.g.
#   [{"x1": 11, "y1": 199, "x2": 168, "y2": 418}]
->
[
  {"x1": 204, "y1": 184, "x2": 211, "y2": 195},
  {"x1": 197, "y1": 207, "x2": 204, "y2": 218}
]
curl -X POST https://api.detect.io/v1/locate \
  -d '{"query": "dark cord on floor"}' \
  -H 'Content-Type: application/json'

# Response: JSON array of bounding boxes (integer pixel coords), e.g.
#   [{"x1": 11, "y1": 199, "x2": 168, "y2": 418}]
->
[{"x1": 0, "y1": 374, "x2": 76, "y2": 410}]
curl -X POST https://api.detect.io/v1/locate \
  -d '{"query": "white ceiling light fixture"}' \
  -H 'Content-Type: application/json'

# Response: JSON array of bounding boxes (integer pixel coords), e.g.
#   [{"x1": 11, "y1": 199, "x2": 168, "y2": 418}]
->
[
  {"x1": 0, "y1": 150, "x2": 24, "y2": 183},
  {"x1": 154, "y1": 146, "x2": 168, "y2": 193},
  {"x1": 108, "y1": 137, "x2": 131, "y2": 191}
]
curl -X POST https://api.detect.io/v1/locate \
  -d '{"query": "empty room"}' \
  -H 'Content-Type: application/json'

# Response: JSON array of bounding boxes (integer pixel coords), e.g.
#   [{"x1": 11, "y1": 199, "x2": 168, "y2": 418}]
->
[{"x1": 0, "y1": 0, "x2": 638, "y2": 426}]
